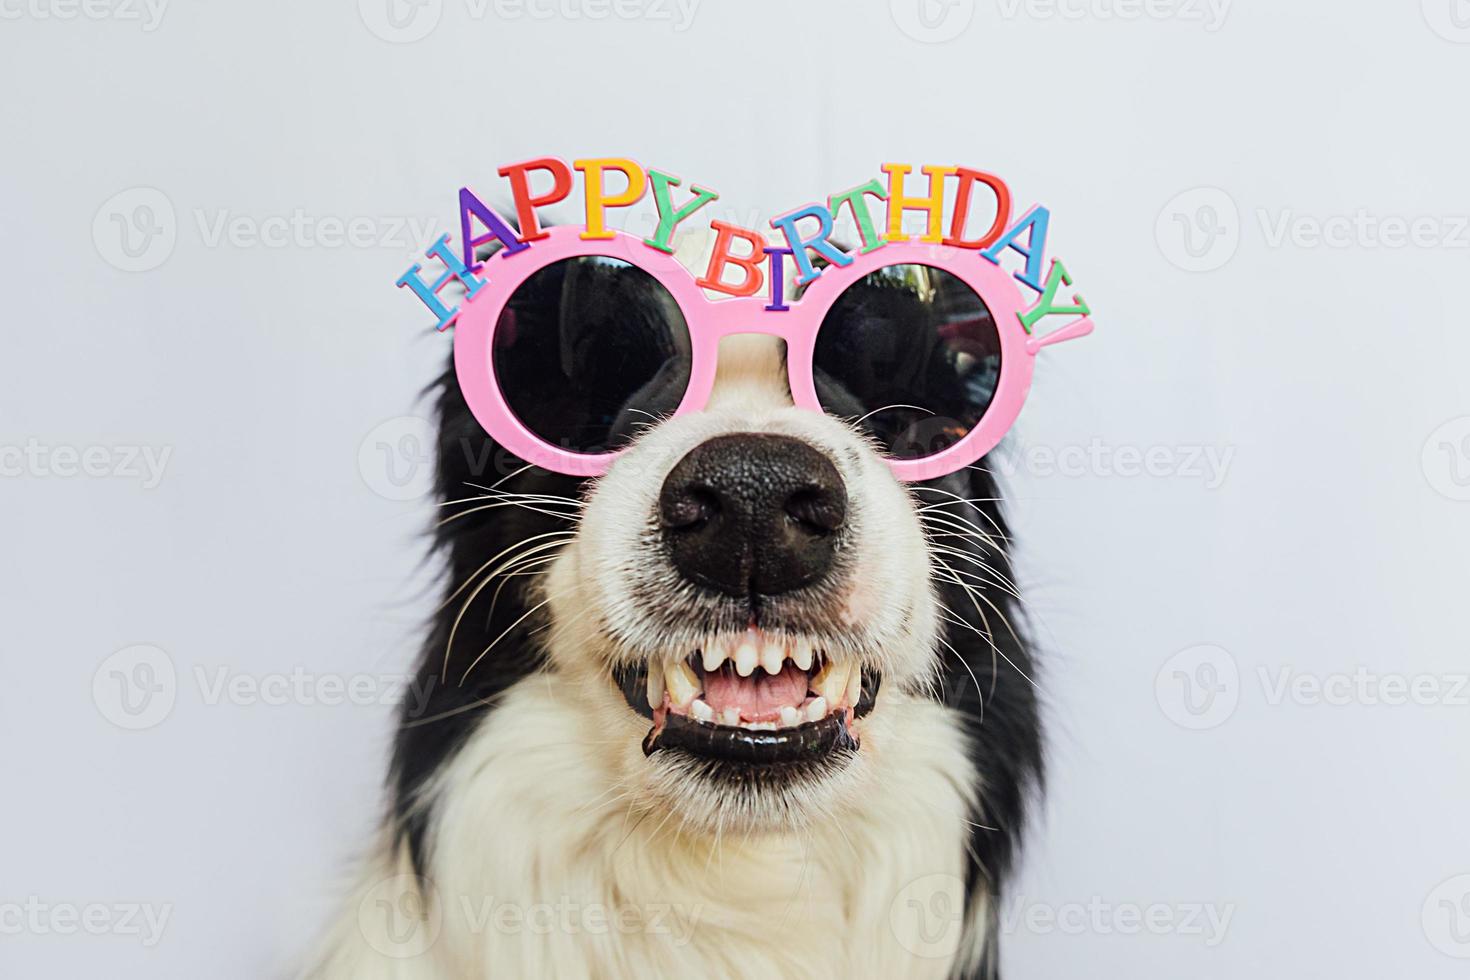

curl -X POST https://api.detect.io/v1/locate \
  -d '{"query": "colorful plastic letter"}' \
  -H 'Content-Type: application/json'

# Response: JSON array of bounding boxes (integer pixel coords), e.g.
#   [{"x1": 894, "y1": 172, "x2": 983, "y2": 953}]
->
[
  {"x1": 574, "y1": 157, "x2": 647, "y2": 240},
  {"x1": 643, "y1": 169, "x2": 719, "y2": 254},
  {"x1": 945, "y1": 167, "x2": 1011, "y2": 250},
  {"x1": 764, "y1": 246, "x2": 792, "y2": 311},
  {"x1": 396, "y1": 233, "x2": 489, "y2": 332},
  {"x1": 827, "y1": 179, "x2": 889, "y2": 254},
  {"x1": 695, "y1": 221, "x2": 767, "y2": 297},
  {"x1": 770, "y1": 204, "x2": 852, "y2": 286},
  {"x1": 1018, "y1": 259, "x2": 1090, "y2": 334},
  {"x1": 981, "y1": 205, "x2": 1051, "y2": 292},
  {"x1": 881, "y1": 163, "x2": 957, "y2": 243},
  {"x1": 458, "y1": 188, "x2": 528, "y2": 270},
  {"x1": 497, "y1": 157, "x2": 573, "y2": 242}
]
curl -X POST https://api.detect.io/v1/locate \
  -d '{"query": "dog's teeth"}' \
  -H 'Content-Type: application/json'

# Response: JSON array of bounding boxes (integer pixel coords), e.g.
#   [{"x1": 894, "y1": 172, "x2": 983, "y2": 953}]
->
[
  {"x1": 666, "y1": 660, "x2": 700, "y2": 709},
  {"x1": 811, "y1": 658, "x2": 851, "y2": 704},
  {"x1": 778, "y1": 705, "x2": 802, "y2": 727},
  {"x1": 719, "y1": 707, "x2": 742, "y2": 726},
  {"x1": 805, "y1": 696, "x2": 828, "y2": 722},
  {"x1": 846, "y1": 668, "x2": 862, "y2": 708},
  {"x1": 690, "y1": 698, "x2": 714, "y2": 723},
  {"x1": 760, "y1": 641, "x2": 785, "y2": 675},
  {"x1": 734, "y1": 638, "x2": 759, "y2": 677},
  {"x1": 746, "y1": 721, "x2": 777, "y2": 731},
  {"x1": 701, "y1": 642, "x2": 725, "y2": 673},
  {"x1": 792, "y1": 639, "x2": 814, "y2": 672},
  {"x1": 646, "y1": 659, "x2": 666, "y2": 711}
]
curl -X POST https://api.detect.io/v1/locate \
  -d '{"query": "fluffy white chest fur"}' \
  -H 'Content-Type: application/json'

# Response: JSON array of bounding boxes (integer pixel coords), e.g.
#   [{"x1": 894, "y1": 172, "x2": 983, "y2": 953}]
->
[{"x1": 310, "y1": 677, "x2": 983, "y2": 979}]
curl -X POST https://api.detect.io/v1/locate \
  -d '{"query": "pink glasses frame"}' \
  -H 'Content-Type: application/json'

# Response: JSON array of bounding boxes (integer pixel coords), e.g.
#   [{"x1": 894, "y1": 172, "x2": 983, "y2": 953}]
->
[{"x1": 453, "y1": 224, "x2": 1093, "y2": 481}]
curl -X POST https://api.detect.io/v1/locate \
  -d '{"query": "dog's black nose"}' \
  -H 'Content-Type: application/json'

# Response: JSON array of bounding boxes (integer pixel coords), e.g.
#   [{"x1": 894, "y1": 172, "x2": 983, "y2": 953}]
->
[{"x1": 659, "y1": 433, "x2": 847, "y2": 597}]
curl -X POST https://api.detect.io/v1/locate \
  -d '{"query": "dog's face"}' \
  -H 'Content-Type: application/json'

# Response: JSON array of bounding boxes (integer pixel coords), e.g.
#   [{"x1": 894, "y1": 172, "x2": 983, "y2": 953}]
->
[
  {"x1": 541, "y1": 332, "x2": 942, "y2": 833},
  {"x1": 397, "y1": 245, "x2": 1040, "y2": 929}
]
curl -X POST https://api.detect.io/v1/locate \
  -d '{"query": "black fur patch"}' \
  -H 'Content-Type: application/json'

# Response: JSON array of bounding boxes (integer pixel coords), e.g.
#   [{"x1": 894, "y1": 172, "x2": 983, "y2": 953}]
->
[
  {"x1": 913, "y1": 468, "x2": 1043, "y2": 977},
  {"x1": 389, "y1": 364, "x2": 585, "y2": 868}
]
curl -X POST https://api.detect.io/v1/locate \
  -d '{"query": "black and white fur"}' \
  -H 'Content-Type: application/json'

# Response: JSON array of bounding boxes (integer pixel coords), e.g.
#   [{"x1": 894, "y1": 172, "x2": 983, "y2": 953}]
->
[{"x1": 308, "y1": 264, "x2": 1042, "y2": 980}]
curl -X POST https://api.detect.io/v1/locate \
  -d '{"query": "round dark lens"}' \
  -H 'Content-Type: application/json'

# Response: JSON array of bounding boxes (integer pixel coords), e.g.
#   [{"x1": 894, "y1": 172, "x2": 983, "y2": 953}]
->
[
  {"x1": 813, "y1": 264, "x2": 1001, "y2": 460},
  {"x1": 492, "y1": 256, "x2": 691, "y2": 456}
]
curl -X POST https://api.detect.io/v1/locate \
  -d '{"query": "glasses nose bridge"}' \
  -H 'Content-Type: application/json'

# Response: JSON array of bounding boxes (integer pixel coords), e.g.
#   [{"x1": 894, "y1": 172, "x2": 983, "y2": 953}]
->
[
  {"x1": 696, "y1": 297, "x2": 809, "y2": 347},
  {"x1": 687, "y1": 301, "x2": 825, "y2": 416}
]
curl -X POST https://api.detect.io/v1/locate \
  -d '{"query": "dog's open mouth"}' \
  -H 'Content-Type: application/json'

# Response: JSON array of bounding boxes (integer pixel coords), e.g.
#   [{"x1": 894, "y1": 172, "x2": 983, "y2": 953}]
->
[{"x1": 612, "y1": 629, "x2": 881, "y2": 766}]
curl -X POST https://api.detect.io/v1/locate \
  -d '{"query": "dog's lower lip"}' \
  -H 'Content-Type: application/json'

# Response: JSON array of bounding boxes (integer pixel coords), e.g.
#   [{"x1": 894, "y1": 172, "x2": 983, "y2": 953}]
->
[{"x1": 642, "y1": 711, "x2": 858, "y2": 764}]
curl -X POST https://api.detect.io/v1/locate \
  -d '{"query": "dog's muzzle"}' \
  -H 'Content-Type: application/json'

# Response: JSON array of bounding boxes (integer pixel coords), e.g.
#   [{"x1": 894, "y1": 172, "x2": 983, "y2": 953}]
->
[
  {"x1": 612, "y1": 631, "x2": 881, "y2": 766},
  {"x1": 611, "y1": 433, "x2": 879, "y2": 768}
]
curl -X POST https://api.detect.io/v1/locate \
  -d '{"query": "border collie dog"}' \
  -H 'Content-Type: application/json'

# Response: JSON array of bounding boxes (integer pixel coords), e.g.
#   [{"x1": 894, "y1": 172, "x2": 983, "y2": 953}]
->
[{"x1": 310, "y1": 251, "x2": 1042, "y2": 979}]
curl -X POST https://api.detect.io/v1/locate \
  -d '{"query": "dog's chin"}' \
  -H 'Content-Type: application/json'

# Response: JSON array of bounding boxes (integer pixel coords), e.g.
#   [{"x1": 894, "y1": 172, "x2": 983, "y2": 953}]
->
[{"x1": 605, "y1": 630, "x2": 883, "y2": 832}]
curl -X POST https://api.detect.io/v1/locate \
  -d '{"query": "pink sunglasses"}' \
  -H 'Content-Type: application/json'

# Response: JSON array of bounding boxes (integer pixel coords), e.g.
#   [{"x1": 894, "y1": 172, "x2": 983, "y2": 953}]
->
[{"x1": 452, "y1": 224, "x2": 1093, "y2": 482}]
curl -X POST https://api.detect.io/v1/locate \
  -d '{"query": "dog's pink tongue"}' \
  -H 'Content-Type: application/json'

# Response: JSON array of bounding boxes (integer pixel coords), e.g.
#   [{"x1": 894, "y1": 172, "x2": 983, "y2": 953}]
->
[{"x1": 703, "y1": 664, "x2": 808, "y2": 722}]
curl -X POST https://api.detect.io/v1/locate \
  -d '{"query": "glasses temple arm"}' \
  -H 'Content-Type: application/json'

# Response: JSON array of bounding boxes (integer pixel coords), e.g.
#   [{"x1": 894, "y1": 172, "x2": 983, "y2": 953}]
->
[{"x1": 1025, "y1": 315, "x2": 1095, "y2": 355}]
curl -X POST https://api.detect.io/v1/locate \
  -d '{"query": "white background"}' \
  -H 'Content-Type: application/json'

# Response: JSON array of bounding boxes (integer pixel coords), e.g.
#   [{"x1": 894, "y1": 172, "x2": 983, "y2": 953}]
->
[{"x1": 3, "y1": 1, "x2": 1469, "y2": 977}]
